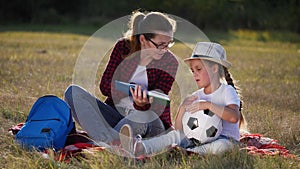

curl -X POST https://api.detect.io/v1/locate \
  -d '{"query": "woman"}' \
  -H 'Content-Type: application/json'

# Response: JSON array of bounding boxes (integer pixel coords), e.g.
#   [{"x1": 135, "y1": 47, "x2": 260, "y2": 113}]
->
[{"x1": 64, "y1": 10, "x2": 178, "y2": 143}]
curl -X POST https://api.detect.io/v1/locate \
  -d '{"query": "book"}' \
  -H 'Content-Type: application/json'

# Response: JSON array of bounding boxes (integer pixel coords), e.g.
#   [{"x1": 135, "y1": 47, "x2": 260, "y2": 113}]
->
[{"x1": 115, "y1": 80, "x2": 170, "y2": 104}]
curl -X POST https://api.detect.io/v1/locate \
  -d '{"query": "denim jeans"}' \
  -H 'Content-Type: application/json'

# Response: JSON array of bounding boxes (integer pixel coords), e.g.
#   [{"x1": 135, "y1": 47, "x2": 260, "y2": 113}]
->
[
  {"x1": 114, "y1": 107, "x2": 165, "y2": 138},
  {"x1": 64, "y1": 84, "x2": 165, "y2": 143}
]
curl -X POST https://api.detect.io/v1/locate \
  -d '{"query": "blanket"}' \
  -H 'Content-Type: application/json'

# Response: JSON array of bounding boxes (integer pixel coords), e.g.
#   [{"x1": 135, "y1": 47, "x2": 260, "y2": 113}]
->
[
  {"x1": 239, "y1": 133, "x2": 296, "y2": 158},
  {"x1": 8, "y1": 123, "x2": 296, "y2": 162}
]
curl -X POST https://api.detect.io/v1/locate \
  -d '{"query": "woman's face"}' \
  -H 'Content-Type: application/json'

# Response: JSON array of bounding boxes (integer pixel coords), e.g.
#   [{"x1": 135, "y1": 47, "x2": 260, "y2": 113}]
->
[{"x1": 142, "y1": 32, "x2": 174, "y2": 60}]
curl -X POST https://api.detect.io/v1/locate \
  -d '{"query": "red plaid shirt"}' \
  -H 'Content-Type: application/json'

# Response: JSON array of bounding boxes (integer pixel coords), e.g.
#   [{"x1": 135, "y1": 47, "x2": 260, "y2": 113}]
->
[{"x1": 100, "y1": 39, "x2": 178, "y2": 129}]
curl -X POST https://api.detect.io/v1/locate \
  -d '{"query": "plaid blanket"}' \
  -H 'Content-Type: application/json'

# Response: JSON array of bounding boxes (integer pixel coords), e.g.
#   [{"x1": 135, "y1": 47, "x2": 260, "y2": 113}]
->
[
  {"x1": 239, "y1": 133, "x2": 296, "y2": 158},
  {"x1": 9, "y1": 123, "x2": 296, "y2": 162}
]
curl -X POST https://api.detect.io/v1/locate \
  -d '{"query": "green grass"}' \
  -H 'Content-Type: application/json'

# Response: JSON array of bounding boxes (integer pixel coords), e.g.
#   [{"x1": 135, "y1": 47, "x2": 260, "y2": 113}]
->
[{"x1": 0, "y1": 25, "x2": 299, "y2": 168}]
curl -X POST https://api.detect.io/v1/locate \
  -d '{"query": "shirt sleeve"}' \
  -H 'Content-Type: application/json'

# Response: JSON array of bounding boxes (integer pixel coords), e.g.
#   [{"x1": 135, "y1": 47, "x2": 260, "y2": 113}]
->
[
  {"x1": 99, "y1": 40, "x2": 127, "y2": 98},
  {"x1": 224, "y1": 85, "x2": 240, "y2": 107}
]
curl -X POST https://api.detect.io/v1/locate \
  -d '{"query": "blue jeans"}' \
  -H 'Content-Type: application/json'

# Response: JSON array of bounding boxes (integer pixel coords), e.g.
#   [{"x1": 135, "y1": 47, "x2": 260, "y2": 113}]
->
[
  {"x1": 64, "y1": 84, "x2": 165, "y2": 142},
  {"x1": 114, "y1": 107, "x2": 165, "y2": 138},
  {"x1": 64, "y1": 85, "x2": 123, "y2": 128}
]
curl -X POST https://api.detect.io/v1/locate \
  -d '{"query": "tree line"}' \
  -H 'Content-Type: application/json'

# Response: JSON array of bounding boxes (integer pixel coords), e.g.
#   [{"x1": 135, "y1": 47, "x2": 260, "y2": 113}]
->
[{"x1": 1, "y1": 0, "x2": 299, "y2": 32}]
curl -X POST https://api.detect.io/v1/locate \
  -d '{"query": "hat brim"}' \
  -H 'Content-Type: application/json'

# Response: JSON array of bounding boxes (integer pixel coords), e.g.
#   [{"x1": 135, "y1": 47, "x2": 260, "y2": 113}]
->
[{"x1": 184, "y1": 56, "x2": 231, "y2": 68}]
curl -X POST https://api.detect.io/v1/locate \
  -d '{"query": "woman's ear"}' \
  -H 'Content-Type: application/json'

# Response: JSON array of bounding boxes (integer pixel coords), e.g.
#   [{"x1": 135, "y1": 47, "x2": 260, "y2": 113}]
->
[{"x1": 139, "y1": 35, "x2": 146, "y2": 46}]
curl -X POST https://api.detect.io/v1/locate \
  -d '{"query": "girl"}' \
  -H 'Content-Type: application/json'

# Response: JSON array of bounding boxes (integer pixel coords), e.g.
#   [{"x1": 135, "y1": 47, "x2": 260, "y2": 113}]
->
[
  {"x1": 120, "y1": 42, "x2": 247, "y2": 157},
  {"x1": 64, "y1": 10, "x2": 178, "y2": 143}
]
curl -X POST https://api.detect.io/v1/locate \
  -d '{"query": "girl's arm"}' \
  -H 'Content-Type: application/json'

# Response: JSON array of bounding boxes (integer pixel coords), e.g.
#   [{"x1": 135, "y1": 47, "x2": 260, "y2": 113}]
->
[
  {"x1": 208, "y1": 103, "x2": 239, "y2": 123},
  {"x1": 174, "y1": 105, "x2": 186, "y2": 130},
  {"x1": 186, "y1": 101, "x2": 240, "y2": 123},
  {"x1": 174, "y1": 95, "x2": 198, "y2": 130}
]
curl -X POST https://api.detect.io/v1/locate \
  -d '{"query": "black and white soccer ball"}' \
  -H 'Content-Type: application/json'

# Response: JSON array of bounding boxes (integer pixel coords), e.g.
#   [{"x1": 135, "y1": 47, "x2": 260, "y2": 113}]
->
[{"x1": 182, "y1": 108, "x2": 222, "y2": 144}]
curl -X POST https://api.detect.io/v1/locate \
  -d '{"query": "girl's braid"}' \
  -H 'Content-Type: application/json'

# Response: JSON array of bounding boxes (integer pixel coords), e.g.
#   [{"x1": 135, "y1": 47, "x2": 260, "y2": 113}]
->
[{"x1": 224, "y1": 67, "x2": 246, "y2": 130}]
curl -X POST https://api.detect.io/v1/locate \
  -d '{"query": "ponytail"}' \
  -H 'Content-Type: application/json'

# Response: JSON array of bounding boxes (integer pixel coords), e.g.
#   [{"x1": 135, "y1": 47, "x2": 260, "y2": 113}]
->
[
  {"x1": 124, "y1": 10, "x2": 145, "y2": 56},
  {"x1": 124, "y1": 10, "x2": 176, "y2": 56},
  {"x1": 224, "y1": 68, "x2": 248, "y2": 132}
]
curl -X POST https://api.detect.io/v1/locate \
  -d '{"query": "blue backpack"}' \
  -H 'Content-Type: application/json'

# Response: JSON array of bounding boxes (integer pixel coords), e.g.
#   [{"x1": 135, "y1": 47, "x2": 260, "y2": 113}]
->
[{"x1": 16, "y1": 95, "x2": 74, "y2": 151}]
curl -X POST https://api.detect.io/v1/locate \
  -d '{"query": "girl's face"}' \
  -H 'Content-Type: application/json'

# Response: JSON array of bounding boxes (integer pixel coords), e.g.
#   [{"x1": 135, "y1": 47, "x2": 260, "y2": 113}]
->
[
  {"x1": 141, "y1": 32, "x2": 174, "y2": 60},
  {"x1": 189, "y1": 60, "x2": 213, "y2": 89}
]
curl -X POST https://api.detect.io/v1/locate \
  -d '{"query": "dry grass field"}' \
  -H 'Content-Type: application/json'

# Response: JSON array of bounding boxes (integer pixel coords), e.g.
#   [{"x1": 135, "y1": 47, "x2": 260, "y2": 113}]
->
[{"x1": 0, "y1": 26, "x2": 299, "y2": 168}]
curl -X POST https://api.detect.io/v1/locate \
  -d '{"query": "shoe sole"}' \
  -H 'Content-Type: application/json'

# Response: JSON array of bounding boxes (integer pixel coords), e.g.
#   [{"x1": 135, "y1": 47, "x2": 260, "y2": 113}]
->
[{"x1": 120, "y1": 124, "x2": 133, "y2": 153}]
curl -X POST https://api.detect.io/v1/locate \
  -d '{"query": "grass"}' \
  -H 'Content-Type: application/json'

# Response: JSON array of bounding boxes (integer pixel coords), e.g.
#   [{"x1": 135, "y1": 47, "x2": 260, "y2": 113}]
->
[{"x1": 0, "y1": 25, "x2": 299, "y2": 168}]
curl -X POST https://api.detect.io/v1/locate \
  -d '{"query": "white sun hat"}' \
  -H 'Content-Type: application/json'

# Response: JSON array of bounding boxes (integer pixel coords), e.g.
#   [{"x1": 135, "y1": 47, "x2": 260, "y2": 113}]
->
[{"x1": 184, "y1": 42, "x2": 231, "y2": 68}]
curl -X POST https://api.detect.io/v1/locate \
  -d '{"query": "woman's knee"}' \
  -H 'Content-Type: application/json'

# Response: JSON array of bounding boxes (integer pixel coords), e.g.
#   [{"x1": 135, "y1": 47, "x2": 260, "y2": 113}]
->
[
  {"x1": 125, "y1": 110, "x2": 160, "y2": 124},
  {"x1": 64, "y1": 84, "x2": 86, "y2": 101}
]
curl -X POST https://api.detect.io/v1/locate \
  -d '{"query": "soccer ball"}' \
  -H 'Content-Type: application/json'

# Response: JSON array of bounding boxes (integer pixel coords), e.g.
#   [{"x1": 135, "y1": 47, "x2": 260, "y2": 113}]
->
[{"x1": 182, "y1": 109, "x2": 222, "y2": 144}]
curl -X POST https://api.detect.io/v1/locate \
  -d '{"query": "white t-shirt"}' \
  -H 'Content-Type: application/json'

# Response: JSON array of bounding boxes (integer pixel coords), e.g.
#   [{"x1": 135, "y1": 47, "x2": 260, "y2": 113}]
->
[
  {"x1": 192, "y1": 84, "x2": 241, "y2": 141},
  {"x1": 115, "y1": 65, "x2": 148, "y2": 110}
]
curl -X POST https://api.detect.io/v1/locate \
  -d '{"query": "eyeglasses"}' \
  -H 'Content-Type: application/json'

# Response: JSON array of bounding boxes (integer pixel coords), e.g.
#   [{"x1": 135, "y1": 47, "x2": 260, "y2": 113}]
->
[{"x1": 144, "y1": 36, "x2": 175, "y2": 50}]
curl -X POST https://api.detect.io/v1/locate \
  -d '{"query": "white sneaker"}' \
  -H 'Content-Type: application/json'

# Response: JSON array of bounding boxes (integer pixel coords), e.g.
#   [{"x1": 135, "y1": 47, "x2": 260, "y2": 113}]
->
[
  {"x1": 119, "y1": 124, "x2": 133, "y2": 153},
  {"x1": 119, "y1": 124, "x2": 147, "y2": 158},
  {"x1": 133, "y1": 135, "x2": 147, "y2": 157}
]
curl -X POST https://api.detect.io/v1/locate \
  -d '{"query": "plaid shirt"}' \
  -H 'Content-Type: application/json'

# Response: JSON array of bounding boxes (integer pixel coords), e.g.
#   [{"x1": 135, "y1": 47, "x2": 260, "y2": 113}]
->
[{"x1": 100, "y1": 39, "x2": 178, "y2": 129}]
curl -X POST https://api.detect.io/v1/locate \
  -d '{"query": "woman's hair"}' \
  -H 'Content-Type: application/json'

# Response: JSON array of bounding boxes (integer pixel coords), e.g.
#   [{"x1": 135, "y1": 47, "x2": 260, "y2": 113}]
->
[
  {"x1": 125, "y1": 10, "x2": 176, "y2": 55},
  {"x1": 124, "y1": 10, "x2": 145, "y2": 55},
  {"x1": 204, "y1": 60, "x2": 248, "y2": 132}
]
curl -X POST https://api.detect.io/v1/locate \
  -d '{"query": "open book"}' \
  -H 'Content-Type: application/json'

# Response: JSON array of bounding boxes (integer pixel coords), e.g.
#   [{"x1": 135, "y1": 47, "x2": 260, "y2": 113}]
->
[{"x1": 115, "y1": 80, "x2": 170, "y2": 104}]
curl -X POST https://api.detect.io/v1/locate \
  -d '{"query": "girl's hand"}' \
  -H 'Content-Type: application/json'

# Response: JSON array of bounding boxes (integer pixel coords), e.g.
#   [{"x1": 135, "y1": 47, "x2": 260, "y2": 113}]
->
[
  {"x1": 130, "y1": 85, "x2": 153, "y2": 107},
  {"x1": 181, "y1": 95, "x2": 198, "y2": 107},
  {"x1": 175, "y1": 95, "x2": 198, "y2": 131},
  {"x1": 186, "y1": 100, "x2": 209, "y2": 114}
]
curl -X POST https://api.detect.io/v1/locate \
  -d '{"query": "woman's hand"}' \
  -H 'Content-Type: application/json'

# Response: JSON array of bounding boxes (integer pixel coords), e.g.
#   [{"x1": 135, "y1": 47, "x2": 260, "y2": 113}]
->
[{"x1": 130, "y1": 85, "x2": 153, "y2": 107}]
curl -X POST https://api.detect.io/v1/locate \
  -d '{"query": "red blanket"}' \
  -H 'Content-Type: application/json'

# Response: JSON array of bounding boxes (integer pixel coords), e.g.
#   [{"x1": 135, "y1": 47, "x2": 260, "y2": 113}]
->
[
  {"x1": 9, "y1": 123, "x2": 296, "y2": 162},
  {"x1": 239, "y1": 133, "x2": 296, "y2": 158}
]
